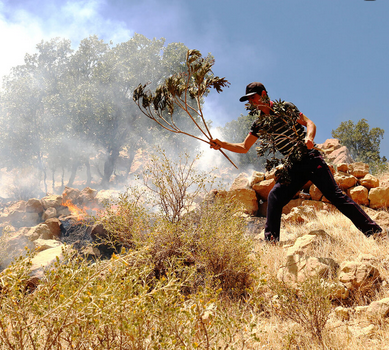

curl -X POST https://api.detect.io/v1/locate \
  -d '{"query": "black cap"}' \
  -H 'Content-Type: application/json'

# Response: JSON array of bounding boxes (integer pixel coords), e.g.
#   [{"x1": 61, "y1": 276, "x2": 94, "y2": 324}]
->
[{"x1": 239, "y1": 82, "x2": 267, "y2": 102}]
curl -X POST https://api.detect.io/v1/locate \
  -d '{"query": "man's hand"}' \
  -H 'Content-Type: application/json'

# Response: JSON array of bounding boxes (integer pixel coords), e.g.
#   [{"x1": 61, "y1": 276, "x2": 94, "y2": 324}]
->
[{"x1": 210, "y1": 139, "x2": 222, "y2": 150}]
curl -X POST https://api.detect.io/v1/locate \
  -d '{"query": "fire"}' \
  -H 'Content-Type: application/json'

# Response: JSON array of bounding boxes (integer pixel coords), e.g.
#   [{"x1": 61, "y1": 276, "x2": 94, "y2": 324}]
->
[{"x1": 62, "y1": 200, "x2": 89, "y2": 221}]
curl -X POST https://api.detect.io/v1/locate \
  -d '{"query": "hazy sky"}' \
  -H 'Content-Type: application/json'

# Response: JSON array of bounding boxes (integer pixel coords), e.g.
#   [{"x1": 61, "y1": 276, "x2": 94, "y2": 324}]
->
[{"x1": 1, "y1": 0, "x2": 388, "y2": 158}]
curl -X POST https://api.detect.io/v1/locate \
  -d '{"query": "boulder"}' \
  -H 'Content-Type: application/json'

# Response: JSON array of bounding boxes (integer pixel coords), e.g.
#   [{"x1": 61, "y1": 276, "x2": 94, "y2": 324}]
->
[
  {"x1": 366, "y1": 298, "x2": 389, "y2": 319},
  {"x1": 252, "y1": 178, "x2": 275, "y2": 201},
  {"x1": 30, "y1": 245, "x2": 64, "y2": 279},
  {"x1": 347, "y1": 186, "x2": 369, "y2": 206},
  {"x1": 338, "y1": 261, "x2": 381, "y2": 294},
  {"x1": 333, "y1": 172, "x2": 358, "y2": 190},
  {"x1": 44, "y1": 218, "x2": 62, "y2": 239},
  {"x1": 26, "y1": 198, "x2": 44, "y2": 214},
  {"x1": 359, "y1": 174, "x2": 379, "y2": 189},
  {"x1": 229, "y1": 173, "x2": 259, "y2": 215},
  {"x1": 42, "y1": 207, "x2": 57, "y2": 221},
  {"x1": 62, "y1": 187, "x2": 81, "y2": 204},
  {"x1": 309, "y1": 184, "x2": 323, "y2": 201},
  {"x1": 249, "y1": 171, "x2": 265, "y2": 186},
  {"x1": 349, "y1": 162, "x2": 370, "y2": 178},
  {"x1": 33, "y1": 238, "x2": 63, "y2": 252},
  {"x1": 41, "y1": 195, "x2": 63, "y2": 210},
  {"x1": 78, "y1": 187, "x2": 98, "y2": 205},
  {"x1": 368, "y1": 187, "x2": 389, "y2": 209},
  {"x1": 337, "y1": 163, "x2": 349, "y2": 173},
  {"x1": 278, "y1": 256, "x2": 338, "y2": 284}
]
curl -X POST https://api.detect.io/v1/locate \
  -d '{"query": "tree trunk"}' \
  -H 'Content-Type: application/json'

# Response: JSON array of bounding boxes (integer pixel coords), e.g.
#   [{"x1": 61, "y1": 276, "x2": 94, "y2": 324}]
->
[
  {"x1": 101, "y1": 148, "x2": 120, "y2": 187},
  {"x1": 67, "y1": 161, "x2": 80, "y2": 187}
]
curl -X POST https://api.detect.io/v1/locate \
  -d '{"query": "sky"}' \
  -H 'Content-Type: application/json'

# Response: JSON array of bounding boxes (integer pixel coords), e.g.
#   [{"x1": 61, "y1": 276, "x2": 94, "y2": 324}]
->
[{"x1": 0, "y1": 0, "x2": 388, "y2": 159}]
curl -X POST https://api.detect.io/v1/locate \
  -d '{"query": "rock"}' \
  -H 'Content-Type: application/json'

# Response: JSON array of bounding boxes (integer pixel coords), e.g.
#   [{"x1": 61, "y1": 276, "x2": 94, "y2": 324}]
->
[
  {"x1": 41, "y1": 195, "x2": 63, "y2": 209},
  {"x1": 62, "y1": 186, "x2": 81, "y2": 204},
  {"x1": 347, "y1": 186, "x2": 369, "y2": 206},
  {"x1": 366, "y1": 297, "x2": 389, "y2": 319},
  {"x1": 349, "y1": 162, "x2": 370, "y2": 178},
  {"x1": 337, "y1": 163, "x2": 349, "y2": 173},
  {"x1": 26, "y1": 198, "x2": 44, "y2": 214},
  {"x1": 30, "y1": 245, "x2": 64, "y2": 279},
  {"x1": 309, "y1": 184, "x2": 323, "y2": 201},
  {"x1": 328, "y1": 146, "x2": 353, "y2": 164},
  {"x1": 44, "y1": 218, "x2": 62, "y2": 239},
  {"x1": 5, "y1": 200, "x2": 26, "y2": 213},
  {"x1": 334, "y1": 306, "x2": 351, "y2": 321},
  {"x1": 359, "y1": 174, "x2": 379, "y2": 189},
  {"x1": 229, "y1": 173, "x2": 259, "y2": 215},
  {"x1": 33, "y1": 238, "x2": 63, "y2": 252},
  {"x1": 282, "y1": 198, "x2": 303, "y2": 215},
  {"x1": 249, "y1": 171, "x2": 265, "y2": 186},
  {"x1": 338, "y1": 261, "x2": 381, "y2": 294},
  {"x1": 95, "y1": 190, "x2": 120, "y2": 206},
  {"x1": 27, "y1": 223, "x2": 52, "y2": 240},
  {"x1": 334, "y1": 172, "x2": 358, "y2": 190},
  {"x1": 368, "y1": 187, "x2": 389, "y2": 209},
  {"x1": 278, "y1": 256, "x2": 338, "y2": 284},
  {"x1": 78, "y1": 187, "x2": 98, "y2": 206},
  {"x1": 252, "y1": 178, "x2": 275, "y2": 201},
  {"x1": 42, "y1": 207, "x2": 57, "y2": 221},
  {"x1": 283, "y1": 207, "x2": 305, "y2": 224}
]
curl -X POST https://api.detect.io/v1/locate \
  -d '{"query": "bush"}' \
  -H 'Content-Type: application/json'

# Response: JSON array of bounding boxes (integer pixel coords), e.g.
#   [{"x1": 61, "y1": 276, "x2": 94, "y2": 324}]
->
[{"x1": 0, "y1": 247, "x2": 262, "y2": 349}]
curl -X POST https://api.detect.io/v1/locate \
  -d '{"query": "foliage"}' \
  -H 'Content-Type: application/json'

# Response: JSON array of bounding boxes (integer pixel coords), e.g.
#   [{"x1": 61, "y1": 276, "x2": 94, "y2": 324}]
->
[
  {"x1": 332, "y1": 118, "x2": 387, "y2": 174},
  {"x1": 0, "y1": 201, "x2": 261, "y2": 349},
  {"x1": 142, "y1": 148, "x2": 216, "y2": 223},
  {"x1": 269, "y1": 276, "x2": 334, "y2": 346},
  {"x1": 133, "y1": 49, "x2": 237, "y2": 169},
  {"x1": 0, "y1": 34, "x2": 195, "y2": 191},
  {"x1": 249, "y1": 99, "x2": 308, "y2": 184}
]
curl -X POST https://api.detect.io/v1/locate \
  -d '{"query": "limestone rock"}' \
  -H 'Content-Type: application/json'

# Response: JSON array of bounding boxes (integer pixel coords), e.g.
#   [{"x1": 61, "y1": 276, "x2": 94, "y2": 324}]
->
[
  {"x1": 33, "y1": 238, "x2": 63, "y2": 252},
  {"x1": 249, "y1": 171, "x2": 265, "y2": 186},
  {"x1": 252, "y1": 178, "x2": 275, "y2": 201},
  {"x1": 347, "y1": 186, "x2": 369, "y2": 206},
  {"x1": 349, "y1": 162, "x2": 370, "y2": 178},
  {"x1": 278, "y1": 256, "x2": 338, "y2": 284},
  {"x1": 44, "y1": 218, "x2": 62, "y2": 239},
  {"x1": 368, "y1": 187, "x2": 389, "y2": 209},
  {"x1": 359, "y1": 174, "x2": 379, "y2": 189},
  {"x1": 366, "y1": 297, "x2": 389, "y2": 319},
  {"x1": 62, "y1": 186, "x2": 81, "y2": 204},
  {"x1": 337, "y1": 163, "x2": 349, "y2": 173},
  {"x1": 334, "y1": 172, "x2": 358, "y2": 190},
  {"x1": 26, "y1": 198, "x2": 44, "y2": 214},
  {"x1": 42, "y1": 207, "x2": 57, "y2": 221},
  {"x1": 309, "y1": 184, "x2": 323, "y2": 201},
  {"x1": 30, "y1": 245, "x2": 64, "y2": 279},
  {"x1": 41, "y1": 195, "x2": 63, "y2": 209},
  {"x1": 79, "y1": 187, "x2": 98, "y2": 205},
  {"x1": 229, "y1": 173, "x2": 259, "y2": 215},
  {"x1": 338, "y1": 261, "x2": 381, "y2": 294}
]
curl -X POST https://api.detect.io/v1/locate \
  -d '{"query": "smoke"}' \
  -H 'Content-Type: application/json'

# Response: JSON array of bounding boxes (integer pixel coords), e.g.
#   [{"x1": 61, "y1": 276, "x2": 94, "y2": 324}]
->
[{"x1": 0, "y1": 0, "x2": 132, "y2": 85}]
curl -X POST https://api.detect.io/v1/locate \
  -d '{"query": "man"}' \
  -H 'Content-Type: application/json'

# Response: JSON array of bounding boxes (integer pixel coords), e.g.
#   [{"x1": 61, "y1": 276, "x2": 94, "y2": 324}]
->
[{"x1": 210, "y1": 82, "x2": 383, "y2": 242}]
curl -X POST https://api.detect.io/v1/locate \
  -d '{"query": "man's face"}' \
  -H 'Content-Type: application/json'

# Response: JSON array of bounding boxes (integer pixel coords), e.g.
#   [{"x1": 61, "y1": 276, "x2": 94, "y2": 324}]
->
[{"x1": 248, "y1": 92, "x2": 268, "y2": 107}]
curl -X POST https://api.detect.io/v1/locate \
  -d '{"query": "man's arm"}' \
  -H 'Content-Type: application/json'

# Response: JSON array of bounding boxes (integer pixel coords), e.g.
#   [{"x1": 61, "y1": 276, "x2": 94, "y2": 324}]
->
[
  {"x1": 297, "y1": 113, "x2": 316, "y2": 150},
  {"x1": 210, "y1": 133, "x2": 258, "y2": 154}
]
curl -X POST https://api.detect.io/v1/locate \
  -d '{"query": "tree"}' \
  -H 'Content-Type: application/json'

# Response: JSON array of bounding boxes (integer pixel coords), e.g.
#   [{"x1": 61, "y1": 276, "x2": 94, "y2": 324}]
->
[
  {"x1": 332, "y1": 118, "x2": 387, "y2": 173},
  {"x1": 0, "y1": 34, "x2": 198, "y2": 192}
]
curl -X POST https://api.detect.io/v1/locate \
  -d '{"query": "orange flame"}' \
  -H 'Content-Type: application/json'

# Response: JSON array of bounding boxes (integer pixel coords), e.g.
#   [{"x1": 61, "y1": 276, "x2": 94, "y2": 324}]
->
[{"x1": 62, "y1": 200, "x2": 88, "y2": 221}]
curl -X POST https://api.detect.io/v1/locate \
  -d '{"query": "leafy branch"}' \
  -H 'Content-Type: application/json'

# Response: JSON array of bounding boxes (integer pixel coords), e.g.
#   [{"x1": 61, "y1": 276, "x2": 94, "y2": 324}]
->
[
  {"x1": 248, "y1": 100, "x2": 311, "y2": 184},
  {"x1": 133, "y1": 49, "x2": 237, "y2": 169}
]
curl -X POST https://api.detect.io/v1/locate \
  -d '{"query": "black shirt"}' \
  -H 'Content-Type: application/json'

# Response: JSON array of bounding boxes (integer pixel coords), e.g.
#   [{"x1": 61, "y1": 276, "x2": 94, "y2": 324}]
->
[{"x1": 249, "y1": 101, "x2": 307, "y2": 156}]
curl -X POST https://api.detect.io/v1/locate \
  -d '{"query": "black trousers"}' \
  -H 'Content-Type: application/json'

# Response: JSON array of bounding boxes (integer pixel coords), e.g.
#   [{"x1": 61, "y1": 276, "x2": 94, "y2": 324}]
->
[{"x1": 264, "y1": 149, "x2": 382, "y2": 241}]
